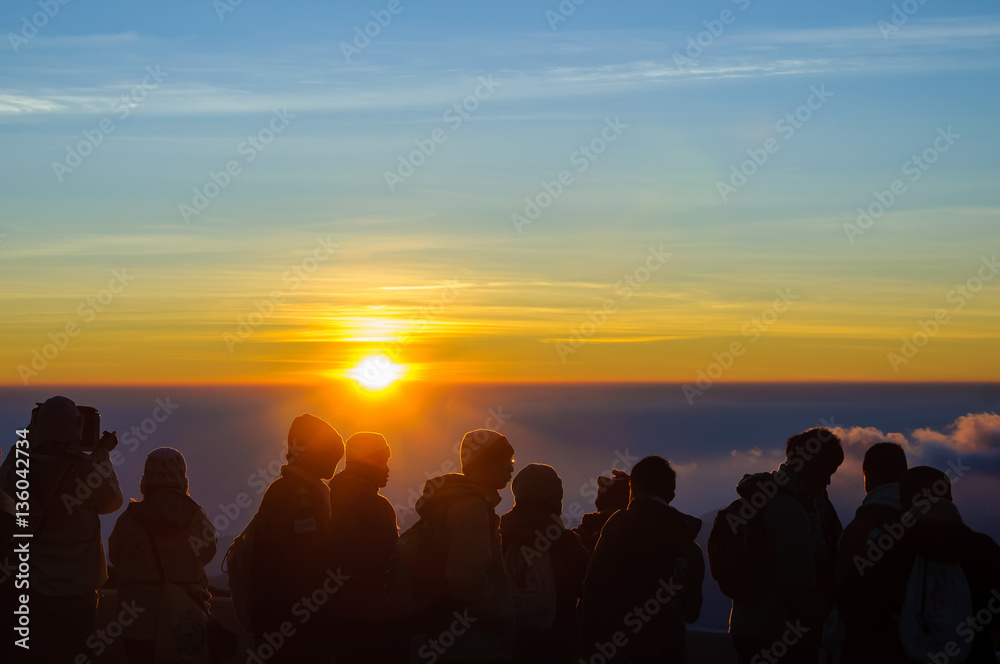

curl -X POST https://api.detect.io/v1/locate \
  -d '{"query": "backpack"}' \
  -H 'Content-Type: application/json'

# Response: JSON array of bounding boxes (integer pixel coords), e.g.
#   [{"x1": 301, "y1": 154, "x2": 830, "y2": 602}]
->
[
  {"x1": 222, "y1": 515, "x2": 257, "y2": 631},
  {"x1": 707, "y1": 497, "x2": 772, "y2": 601},
  {"x1": 504, "y1": 542, "x2": 558, "y2": 632},
  {"x1": 707, "y1": 474, "x2": 807, "y2": 602},
  {"x1": 386, "y1": 511, "x2": 452, "y2": 629},
  {"x1": 897, "y1": 555, "x2": 973, "y2": 664}
]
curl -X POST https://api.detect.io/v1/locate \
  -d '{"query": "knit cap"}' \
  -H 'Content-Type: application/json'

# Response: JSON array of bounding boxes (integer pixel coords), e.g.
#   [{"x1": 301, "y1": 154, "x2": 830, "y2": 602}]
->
[{"x1": 140, "y1": 447, "x2": 188, "y2": 493}]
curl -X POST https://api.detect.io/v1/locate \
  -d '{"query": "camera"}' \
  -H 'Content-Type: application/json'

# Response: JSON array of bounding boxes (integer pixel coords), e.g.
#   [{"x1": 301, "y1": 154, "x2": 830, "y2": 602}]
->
[{"x1": 28, "y1": 403, "x2": 108, "y2": 451}]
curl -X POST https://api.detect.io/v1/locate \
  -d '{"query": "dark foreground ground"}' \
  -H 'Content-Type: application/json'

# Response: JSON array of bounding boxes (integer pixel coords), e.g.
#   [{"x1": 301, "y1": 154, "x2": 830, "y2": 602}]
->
[{"x1": 87, "y1": 593, "x2": 737, "y2": 663}]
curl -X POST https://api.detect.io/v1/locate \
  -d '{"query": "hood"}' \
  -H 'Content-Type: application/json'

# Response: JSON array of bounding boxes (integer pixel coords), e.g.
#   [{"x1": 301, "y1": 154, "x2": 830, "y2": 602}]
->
[
  {"x1": 736, "y1": 465, "x2": 812, "y2": 504},
  {"x1": 129, "y1": 488, "x2": 199, "y2": 531},
  {"x1": 628, "y1": 497, "x2": 702, "y2": 539},
  {"x1": 415, "y1": 473, "x2": 500, "y2": 518},
  {"x1": 861, "y1": 482, "x2": 901, "y2": 511},
  {"x1": 500, "y1": 504, "x2": 563, "y2": 543},
  {"x1": 908, "y1": 498, "x2": 971, "y2": 561}
]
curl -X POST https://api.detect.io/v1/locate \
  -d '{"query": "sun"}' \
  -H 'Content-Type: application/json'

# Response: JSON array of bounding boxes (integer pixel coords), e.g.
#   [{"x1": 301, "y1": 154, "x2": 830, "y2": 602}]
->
[{"x1": 346, "y1": 354, "x2": 407, "y2": 391}]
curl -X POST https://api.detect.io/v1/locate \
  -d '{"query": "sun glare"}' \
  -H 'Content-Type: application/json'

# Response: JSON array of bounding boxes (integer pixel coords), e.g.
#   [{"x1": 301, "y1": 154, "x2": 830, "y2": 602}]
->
[{"x1": 347, "y1": 354, "x2": 407, "y2": 391}]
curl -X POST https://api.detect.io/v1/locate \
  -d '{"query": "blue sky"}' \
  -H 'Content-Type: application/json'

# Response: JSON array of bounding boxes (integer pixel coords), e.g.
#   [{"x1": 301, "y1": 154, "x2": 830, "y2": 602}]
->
[{"x1": 2, "y1": 0, "x2": 999, "y2": 384}]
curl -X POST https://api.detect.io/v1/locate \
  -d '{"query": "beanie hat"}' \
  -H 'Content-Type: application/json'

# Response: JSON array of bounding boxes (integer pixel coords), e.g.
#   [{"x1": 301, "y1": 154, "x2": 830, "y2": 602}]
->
[
  {"x1": 460, "y1": 429, "x2": 513, "y2": 469},
  {"x1": 511, "y1": 463, "x2": 562, "y2": 512},
  {"x1": 346, "y1": 432, "x2": 390, "y2": 466},
  {"x1": 140, "y1": 447, "x2": 188, "y2": 493},
  {"x1": 287, "y1": 414, "x2": 343, "y2": 463}
]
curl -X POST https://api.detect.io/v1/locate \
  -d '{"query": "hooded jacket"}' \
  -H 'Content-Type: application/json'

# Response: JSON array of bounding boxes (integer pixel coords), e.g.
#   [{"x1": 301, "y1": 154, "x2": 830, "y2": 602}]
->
[
  {"x1": 729, "y1": 464, "x2": 842, "y2": 642},
  {"x1": 882, "y1": 499, "x2": 1000, "y2": 664},
  {"x1": 412, "y1": 473, "x2": 514, "y2": 661},
  {"x1": 250, "y1": 462, "x2": 336, "y2": 645},
  {"x1": 500, "y1": 504, "x2": 588, "y2": 664},
  {"x1": 579, "y1": 497, "x2": 705, "y2": 663},
  {"x1": 108, "y1": 488, "x2": 216, "y2": 640},
  {"x1": 835, "y1": 481, "x2": 904, "y2": 663}
]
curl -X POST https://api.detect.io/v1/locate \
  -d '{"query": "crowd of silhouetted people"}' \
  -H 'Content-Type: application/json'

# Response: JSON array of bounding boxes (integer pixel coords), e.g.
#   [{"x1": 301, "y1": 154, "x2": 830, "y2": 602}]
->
[{"x1": 1, "y1": 395, "x2": 999, "y2": 664}]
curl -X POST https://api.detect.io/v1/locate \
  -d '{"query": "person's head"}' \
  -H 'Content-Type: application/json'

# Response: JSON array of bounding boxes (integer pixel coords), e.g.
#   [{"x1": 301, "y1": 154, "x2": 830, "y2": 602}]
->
[
  {"x1": 900, "y1": 465, "x2": 952, "y2": 511},
  {"x1": 785, "y1": 427, "x2": 844, "y2": 494},
  {"x1": 345, "y1": 432, "x2": 391, "y2": 488},
  {"x1": 140, "y1": 447, "x2": 188, "y2": 497},
  {"x1": 863, "y1": 442, "x2": 908, "y2": 493},
  {"x1": 511, "y1": 463, "x2": 563, "y2": 515},
  {"x1": 595, "y1": 469, "x2": 630, "y2": 513},
  {"x1": 287, "y1": 414, "x2": 343, "y2": 480},
  {"x1": 628, "y1": 456, "x2": 676, "y2": 504},
  {"x1": 460, "y1": 429, "x2": 515, "y2": 491},
  {"x1": 32, "y1": 396, "x2": 83, "y2": 447}
]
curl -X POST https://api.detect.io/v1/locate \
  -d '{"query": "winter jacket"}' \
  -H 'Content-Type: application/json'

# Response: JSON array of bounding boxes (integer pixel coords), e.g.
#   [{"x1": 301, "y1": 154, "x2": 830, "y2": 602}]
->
[
  {"x1": 500, "y1": 504, "x2": 589, "y2": 664},
  {"x1": 835, "y1": 482, "x2": 904, "y2": 663},
  {"x1": 108, "y1": 488, "x2": 216, "y2": 640},
  {"x1": 328, "y1": 466, "x2": 399, "y2": 620},
  {"x1": 729, "y1": 464, "x2": 842, "y2": 643},
  {"x1": 250, "y1": 463, "x2": 336, "y2": 650},
  {"x1": 0, "y1": 446, "x2": 122, "y2": 596},
  {"x1": 413, "y1": 473, "x2": 514, "y2": 661},
  {"x1": 579, "y1": 497, "x2": 705, "y2": 663}
]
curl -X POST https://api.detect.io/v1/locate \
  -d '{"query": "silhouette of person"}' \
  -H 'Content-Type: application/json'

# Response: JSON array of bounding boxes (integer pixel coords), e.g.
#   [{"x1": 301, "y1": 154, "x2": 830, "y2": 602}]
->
[
  {"x1": 729, "y1": 428, "x2": 844, "y2": 664},
  {"x1": 881, "y1": 466, "x2": 1000, "y2": 664},
  {"x1": 579, "y1": 455, "x2": 704, "y2": 664},
  {"x1": 575, "y1": 469, "x2": 629, "y2": 554},
  {"x1": 249, "y1": 414, "x2": 343, "y2": 664},
  {"x1": 835, "y1": 441, "x2": 908, "y2": 663},
  {"x1": 0, "y1": 396, "x2": 123, "y2": 664},
  {"x1": 109, "y1": 447, "x2": 217, "y2": 663},
  {"x1": 328, "y1": 431, "x2": 400, "y2": 664},
  {"x1": 500, "y1": 463, "x2": 588, "y2": 664},
  {"x1": 409, "y1": 428, "x2": 516, "y2": 664}
]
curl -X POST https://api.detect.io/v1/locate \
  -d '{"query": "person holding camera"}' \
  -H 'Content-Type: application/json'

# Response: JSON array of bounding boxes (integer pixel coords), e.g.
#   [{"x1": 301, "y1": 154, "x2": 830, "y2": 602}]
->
[{"x1": 0, "y1": 395, "x2": 124, "y2": 663}]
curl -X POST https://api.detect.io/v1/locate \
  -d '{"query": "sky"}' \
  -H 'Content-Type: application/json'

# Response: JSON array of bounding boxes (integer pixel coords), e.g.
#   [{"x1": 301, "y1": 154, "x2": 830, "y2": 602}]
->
[{"x1": 2, "y1": 0, "x2": 999, "y2": 385}]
